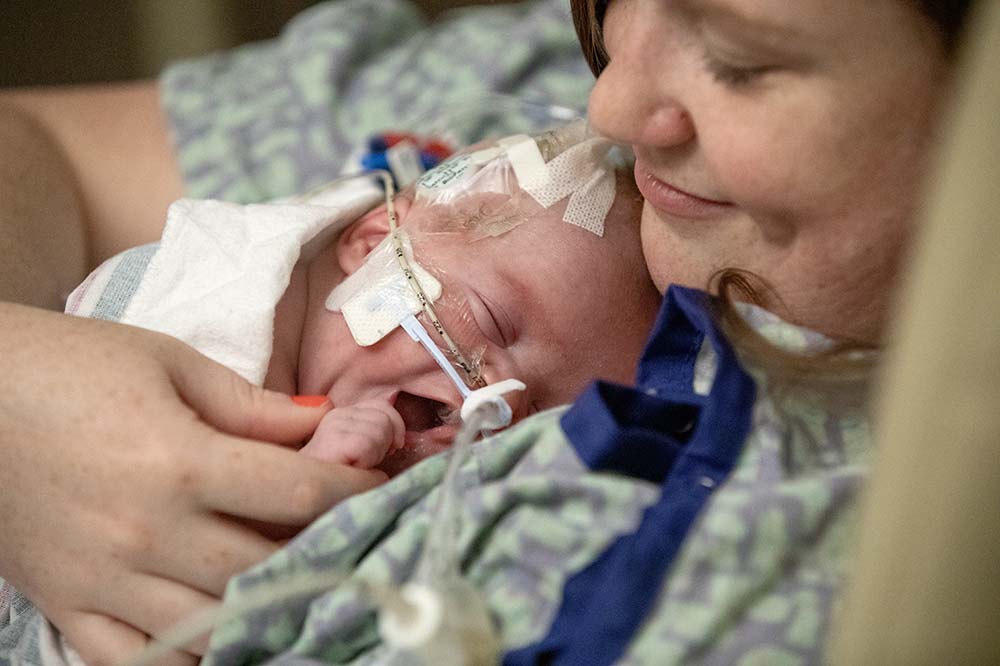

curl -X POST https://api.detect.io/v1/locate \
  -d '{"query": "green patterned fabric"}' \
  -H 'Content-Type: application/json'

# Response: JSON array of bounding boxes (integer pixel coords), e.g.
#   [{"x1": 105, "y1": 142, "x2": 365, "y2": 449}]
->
[
  {"x1": 161, "y1": 0, "x2": 594, "y2": 203},
  {"x1": 199, "y1": 326, "x2": 869, "y2": 665}
]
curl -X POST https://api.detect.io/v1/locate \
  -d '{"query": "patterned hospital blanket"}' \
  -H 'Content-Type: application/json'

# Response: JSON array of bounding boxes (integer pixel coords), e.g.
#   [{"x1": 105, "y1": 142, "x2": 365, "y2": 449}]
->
[{"x1": 1, "y1": 1, "x2": 872, "y2": 664}]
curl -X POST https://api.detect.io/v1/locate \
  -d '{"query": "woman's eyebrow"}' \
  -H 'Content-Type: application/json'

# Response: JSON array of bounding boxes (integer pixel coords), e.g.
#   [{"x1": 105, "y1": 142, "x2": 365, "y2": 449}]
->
[{"x1": 677, "y1": 0, "x2": 809, "y2": 42}]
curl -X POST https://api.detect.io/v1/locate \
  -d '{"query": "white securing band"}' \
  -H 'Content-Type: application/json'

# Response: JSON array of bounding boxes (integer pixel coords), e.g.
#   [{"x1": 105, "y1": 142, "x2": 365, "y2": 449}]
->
[{"x1": 326, "y1": 230, "x2": 442, "y2": 346}]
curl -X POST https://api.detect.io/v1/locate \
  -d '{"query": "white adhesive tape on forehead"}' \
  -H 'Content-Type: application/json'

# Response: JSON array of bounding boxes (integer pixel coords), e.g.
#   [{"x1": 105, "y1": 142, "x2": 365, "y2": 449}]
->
[
  {"x1": 506, "y1": 136, "x2": 617, "y2": 236},
  {"x1": 325, "y1": 231, "x2": 442, "y2": 346}
]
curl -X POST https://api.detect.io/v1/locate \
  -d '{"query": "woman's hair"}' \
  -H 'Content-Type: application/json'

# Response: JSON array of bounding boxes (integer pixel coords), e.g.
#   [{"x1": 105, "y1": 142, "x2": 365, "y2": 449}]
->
[
  {"x1": 917, "y1": 0, "x2": 976, "y2": 53},
  {"x1": 568, "y1": 0, "x2": 974, "y2": 407},
  {"x1": 570, "y1": 1, "x2": 609, "y2": 78},
  {"x1": 570, "y1": 0, "x2": 974, "y2": 77},
  {"x1": 711, "y1": 269, "x2": 877, "y2": 409}
]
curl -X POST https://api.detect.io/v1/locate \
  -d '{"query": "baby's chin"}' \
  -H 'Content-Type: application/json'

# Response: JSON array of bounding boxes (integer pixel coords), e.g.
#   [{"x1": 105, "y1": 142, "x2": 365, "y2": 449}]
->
[{"x1": 378, "y1": 436, "x2": 452, "y2": 477}]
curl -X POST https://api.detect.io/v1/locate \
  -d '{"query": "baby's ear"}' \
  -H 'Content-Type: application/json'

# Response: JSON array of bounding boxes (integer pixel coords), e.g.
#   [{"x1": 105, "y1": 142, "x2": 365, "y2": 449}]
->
[{"x1": 334, "y1": 207, "x2": 392, "y2": 275}]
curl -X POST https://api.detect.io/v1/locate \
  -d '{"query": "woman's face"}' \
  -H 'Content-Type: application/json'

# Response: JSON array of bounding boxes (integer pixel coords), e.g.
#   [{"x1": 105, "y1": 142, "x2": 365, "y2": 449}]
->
[{"x1": 589, "y1": 0, "x2": 950, "y2": 342}]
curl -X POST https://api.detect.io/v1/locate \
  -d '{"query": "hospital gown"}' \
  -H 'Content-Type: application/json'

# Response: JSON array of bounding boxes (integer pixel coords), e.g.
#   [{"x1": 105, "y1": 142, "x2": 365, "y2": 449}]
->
[{"x1": 1, "y1": 1, "x2": 872, "y2": 664}]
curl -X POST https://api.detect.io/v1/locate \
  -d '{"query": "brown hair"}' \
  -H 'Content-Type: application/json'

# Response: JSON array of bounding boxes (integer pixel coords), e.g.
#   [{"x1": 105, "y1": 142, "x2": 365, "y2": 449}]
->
[
  {"x1": 711, "y1": 269, "x2": 877, "y2": 408},
  {"x1": 570, "y1": 0, "x2": 973, "y2": 75}
]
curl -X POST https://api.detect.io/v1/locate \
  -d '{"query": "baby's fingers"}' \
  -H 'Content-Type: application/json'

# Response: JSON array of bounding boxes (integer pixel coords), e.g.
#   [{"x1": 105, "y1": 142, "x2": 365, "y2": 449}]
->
[
  {"x1": 300, "y1": 405, "x2": 404, "y2": 468},
  {"x1": 351, "y1": 400, "x2": 405, "y2": 451}
]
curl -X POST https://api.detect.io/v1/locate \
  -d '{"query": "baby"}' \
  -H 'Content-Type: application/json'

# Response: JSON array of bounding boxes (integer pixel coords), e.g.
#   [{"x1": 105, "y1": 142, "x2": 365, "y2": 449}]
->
[
  {"x1": 277, "y1": 128, "x2": 662, "y2": 475},
  {"x1": 70, "y1": 124, "x2": 662, "y2": 477}
]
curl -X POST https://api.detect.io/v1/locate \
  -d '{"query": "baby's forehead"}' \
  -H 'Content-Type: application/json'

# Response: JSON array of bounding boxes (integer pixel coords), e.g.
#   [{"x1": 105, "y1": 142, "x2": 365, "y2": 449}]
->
[{"x1": 409, "y1": 141, "x2": 626, "y2": 241}]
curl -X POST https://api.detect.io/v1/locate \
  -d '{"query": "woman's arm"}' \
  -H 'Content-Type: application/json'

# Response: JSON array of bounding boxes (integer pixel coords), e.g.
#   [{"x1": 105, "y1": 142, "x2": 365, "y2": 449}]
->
[
  {"x1": 0, "y1": 81, "x2": 182, "y2": 309},
  {"x1": 0, "y1": 83, "x2": 385, "y2": 666}
]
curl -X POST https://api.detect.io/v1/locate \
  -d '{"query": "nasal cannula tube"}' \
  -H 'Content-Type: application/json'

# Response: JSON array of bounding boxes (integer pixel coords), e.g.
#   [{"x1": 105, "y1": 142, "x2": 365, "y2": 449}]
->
[{"x1": 400, "y1": 314, "x2": 471, "y2": 399}]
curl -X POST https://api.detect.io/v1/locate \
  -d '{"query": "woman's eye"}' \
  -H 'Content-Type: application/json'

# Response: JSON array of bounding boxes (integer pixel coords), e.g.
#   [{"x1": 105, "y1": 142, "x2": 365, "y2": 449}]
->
[{"x1": 703, "y1": 53, "x2": 773, "y2": 87}]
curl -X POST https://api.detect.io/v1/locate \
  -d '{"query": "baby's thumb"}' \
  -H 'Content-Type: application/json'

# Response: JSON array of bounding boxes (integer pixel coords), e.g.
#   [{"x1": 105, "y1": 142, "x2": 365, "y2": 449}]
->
[{"x1": 166, "y1": 343, "x2": 330, "y2": 444}]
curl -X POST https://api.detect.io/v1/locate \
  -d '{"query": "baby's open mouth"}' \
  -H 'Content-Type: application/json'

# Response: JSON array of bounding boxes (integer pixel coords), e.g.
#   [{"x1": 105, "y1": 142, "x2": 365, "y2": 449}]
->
[
  {"x1": 393, "y1": 391, "x2": 458, "y2": 433},
  {"x1": 380, "y1": 391, "x2": 460, "y2": 476}
]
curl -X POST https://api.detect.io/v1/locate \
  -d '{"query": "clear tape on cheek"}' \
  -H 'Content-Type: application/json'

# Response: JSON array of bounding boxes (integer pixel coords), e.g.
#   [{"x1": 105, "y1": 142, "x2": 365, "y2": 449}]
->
[
  {"x1": 412, "y1": 266, "x2": 488, "y2": 384},
  {"x1": 325, "y1": 230, "x2": 442, "y2": 346}
]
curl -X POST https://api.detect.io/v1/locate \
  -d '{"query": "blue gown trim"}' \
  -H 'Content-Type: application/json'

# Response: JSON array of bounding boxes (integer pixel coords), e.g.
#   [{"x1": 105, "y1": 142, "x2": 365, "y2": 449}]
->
[{"x1": 505, "y1": 286, "x2": 757, "y2": 665}]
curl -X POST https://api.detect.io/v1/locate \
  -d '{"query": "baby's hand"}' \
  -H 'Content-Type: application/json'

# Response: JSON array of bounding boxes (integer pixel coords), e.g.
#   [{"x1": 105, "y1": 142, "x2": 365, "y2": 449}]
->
[{"x1": 300, "y1": 398, "x2": 405, "y2": 469}]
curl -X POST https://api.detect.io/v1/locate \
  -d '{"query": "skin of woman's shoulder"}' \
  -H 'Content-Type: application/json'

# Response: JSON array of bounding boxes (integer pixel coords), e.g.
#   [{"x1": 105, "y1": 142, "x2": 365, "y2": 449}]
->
[{"x1": 1, "y1": 81, "x2": 183, "y2": 271}]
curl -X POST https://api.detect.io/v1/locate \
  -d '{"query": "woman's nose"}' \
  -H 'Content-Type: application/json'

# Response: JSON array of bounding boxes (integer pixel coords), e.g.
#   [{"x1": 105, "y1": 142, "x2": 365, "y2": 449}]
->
[{"x1": 587, "y1": 11, "x2": 696, "y2": 149}]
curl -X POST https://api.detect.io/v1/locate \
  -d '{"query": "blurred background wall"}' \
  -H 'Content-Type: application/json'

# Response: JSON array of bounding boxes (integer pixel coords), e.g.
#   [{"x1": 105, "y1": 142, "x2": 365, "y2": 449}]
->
[{"x1": 1, "y1": 0, "x2": 515, "y2": 87}]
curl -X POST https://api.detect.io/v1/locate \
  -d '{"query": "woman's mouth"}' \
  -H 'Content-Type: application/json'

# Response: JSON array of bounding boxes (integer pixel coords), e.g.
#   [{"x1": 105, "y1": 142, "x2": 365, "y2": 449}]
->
[{"x1": 634, "y1": 160, "x2": 732, "y2": 220}]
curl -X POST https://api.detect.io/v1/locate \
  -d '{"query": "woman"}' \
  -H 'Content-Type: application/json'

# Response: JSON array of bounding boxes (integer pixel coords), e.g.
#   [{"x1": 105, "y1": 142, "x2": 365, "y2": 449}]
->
[
  {"x1": 0, "y1": 0, "x2": 974, "y2": 664},
  {"x1": 578, "y1": 0, "x2": 965, "y2": 344}
]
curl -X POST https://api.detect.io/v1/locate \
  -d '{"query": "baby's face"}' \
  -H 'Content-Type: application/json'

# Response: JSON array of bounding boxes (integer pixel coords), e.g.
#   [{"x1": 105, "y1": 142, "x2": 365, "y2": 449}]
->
[{"x1": 297, "y1": 173, "x2": 659, "y2": 474}]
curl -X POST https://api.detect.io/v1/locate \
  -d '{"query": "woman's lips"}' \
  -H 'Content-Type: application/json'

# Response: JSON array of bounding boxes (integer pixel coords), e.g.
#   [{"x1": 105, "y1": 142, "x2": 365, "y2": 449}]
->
[{"x1": 634, "y1": 160, "x2": 732, "y2": 220}]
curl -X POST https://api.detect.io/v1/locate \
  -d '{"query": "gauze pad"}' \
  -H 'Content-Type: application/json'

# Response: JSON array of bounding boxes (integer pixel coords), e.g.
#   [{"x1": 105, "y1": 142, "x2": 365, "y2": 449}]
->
[
  {"x1": 326, "y1": 230, "x2": 442, "y2": 346},
  {"x1": 119, "y1": 194, "x2": 380, "y2": 386}
]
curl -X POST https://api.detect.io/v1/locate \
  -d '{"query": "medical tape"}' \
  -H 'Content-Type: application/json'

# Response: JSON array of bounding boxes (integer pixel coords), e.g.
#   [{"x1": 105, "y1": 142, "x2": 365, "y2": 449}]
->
[
  {"x1": 325, "y1": 231, "x2": 443, "y2": 346},
  {"x1": 416, "y1": 146, "x2": 503, "y2": 194},
  {"x1": 505, "y1": 136, "x2": 617, "y2": 236},
  {"x1": 386, "y1": 140, "x2": 427, "y2": 188}
]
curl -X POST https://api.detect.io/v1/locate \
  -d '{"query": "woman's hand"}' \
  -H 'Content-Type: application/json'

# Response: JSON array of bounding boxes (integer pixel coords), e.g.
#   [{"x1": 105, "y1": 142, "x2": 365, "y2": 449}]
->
[{"x1": 0, "y1": 304, "x2": 386, "y2": 666}]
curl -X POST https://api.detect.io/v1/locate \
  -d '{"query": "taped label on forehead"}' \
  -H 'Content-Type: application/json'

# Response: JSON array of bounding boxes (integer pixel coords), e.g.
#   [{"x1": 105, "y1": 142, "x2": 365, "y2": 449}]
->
[
  {"x1": 416, "y1": 145, "x2": 503, "y2": 192},
  {"x1": 325, "y1": 231, "x2": 442, "y2": 346},
  {"x1": 418, "y1": 154, "x2": 474, "y2": 190}
]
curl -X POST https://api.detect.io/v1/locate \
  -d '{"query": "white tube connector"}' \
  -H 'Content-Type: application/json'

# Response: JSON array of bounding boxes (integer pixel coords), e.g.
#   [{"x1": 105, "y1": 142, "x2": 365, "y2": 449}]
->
[
  {"x1": 378, "y1": 583, "x2": 444, "y2": 650},
  {"x1": 377, "y1": 580, "x2": 500, "y2": 666},
  {"x1": 460, "y1": 378, "x2": 526, "y2": 429}
]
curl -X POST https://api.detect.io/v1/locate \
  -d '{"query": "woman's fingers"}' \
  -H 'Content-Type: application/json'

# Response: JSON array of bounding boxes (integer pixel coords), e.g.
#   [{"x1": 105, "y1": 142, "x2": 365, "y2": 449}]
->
[
  {"x1": 103, "y1": 574, "x2": 217, "y2": 656},
  {"x1": 195, "y1": 431, "x2": 387, "y2": 525},
  {"x1": 0, "y1": 310, "x2": 384, "y2": 662},
  {"x1": 163, "y1": 339, "x2": 332, "y2": 445},
  {"x1": 55, "y1": 610, "x2": 197, "y2": 666},
  {"x1": 139, "y1": 515, "x2": 278, "y2": 597}
]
